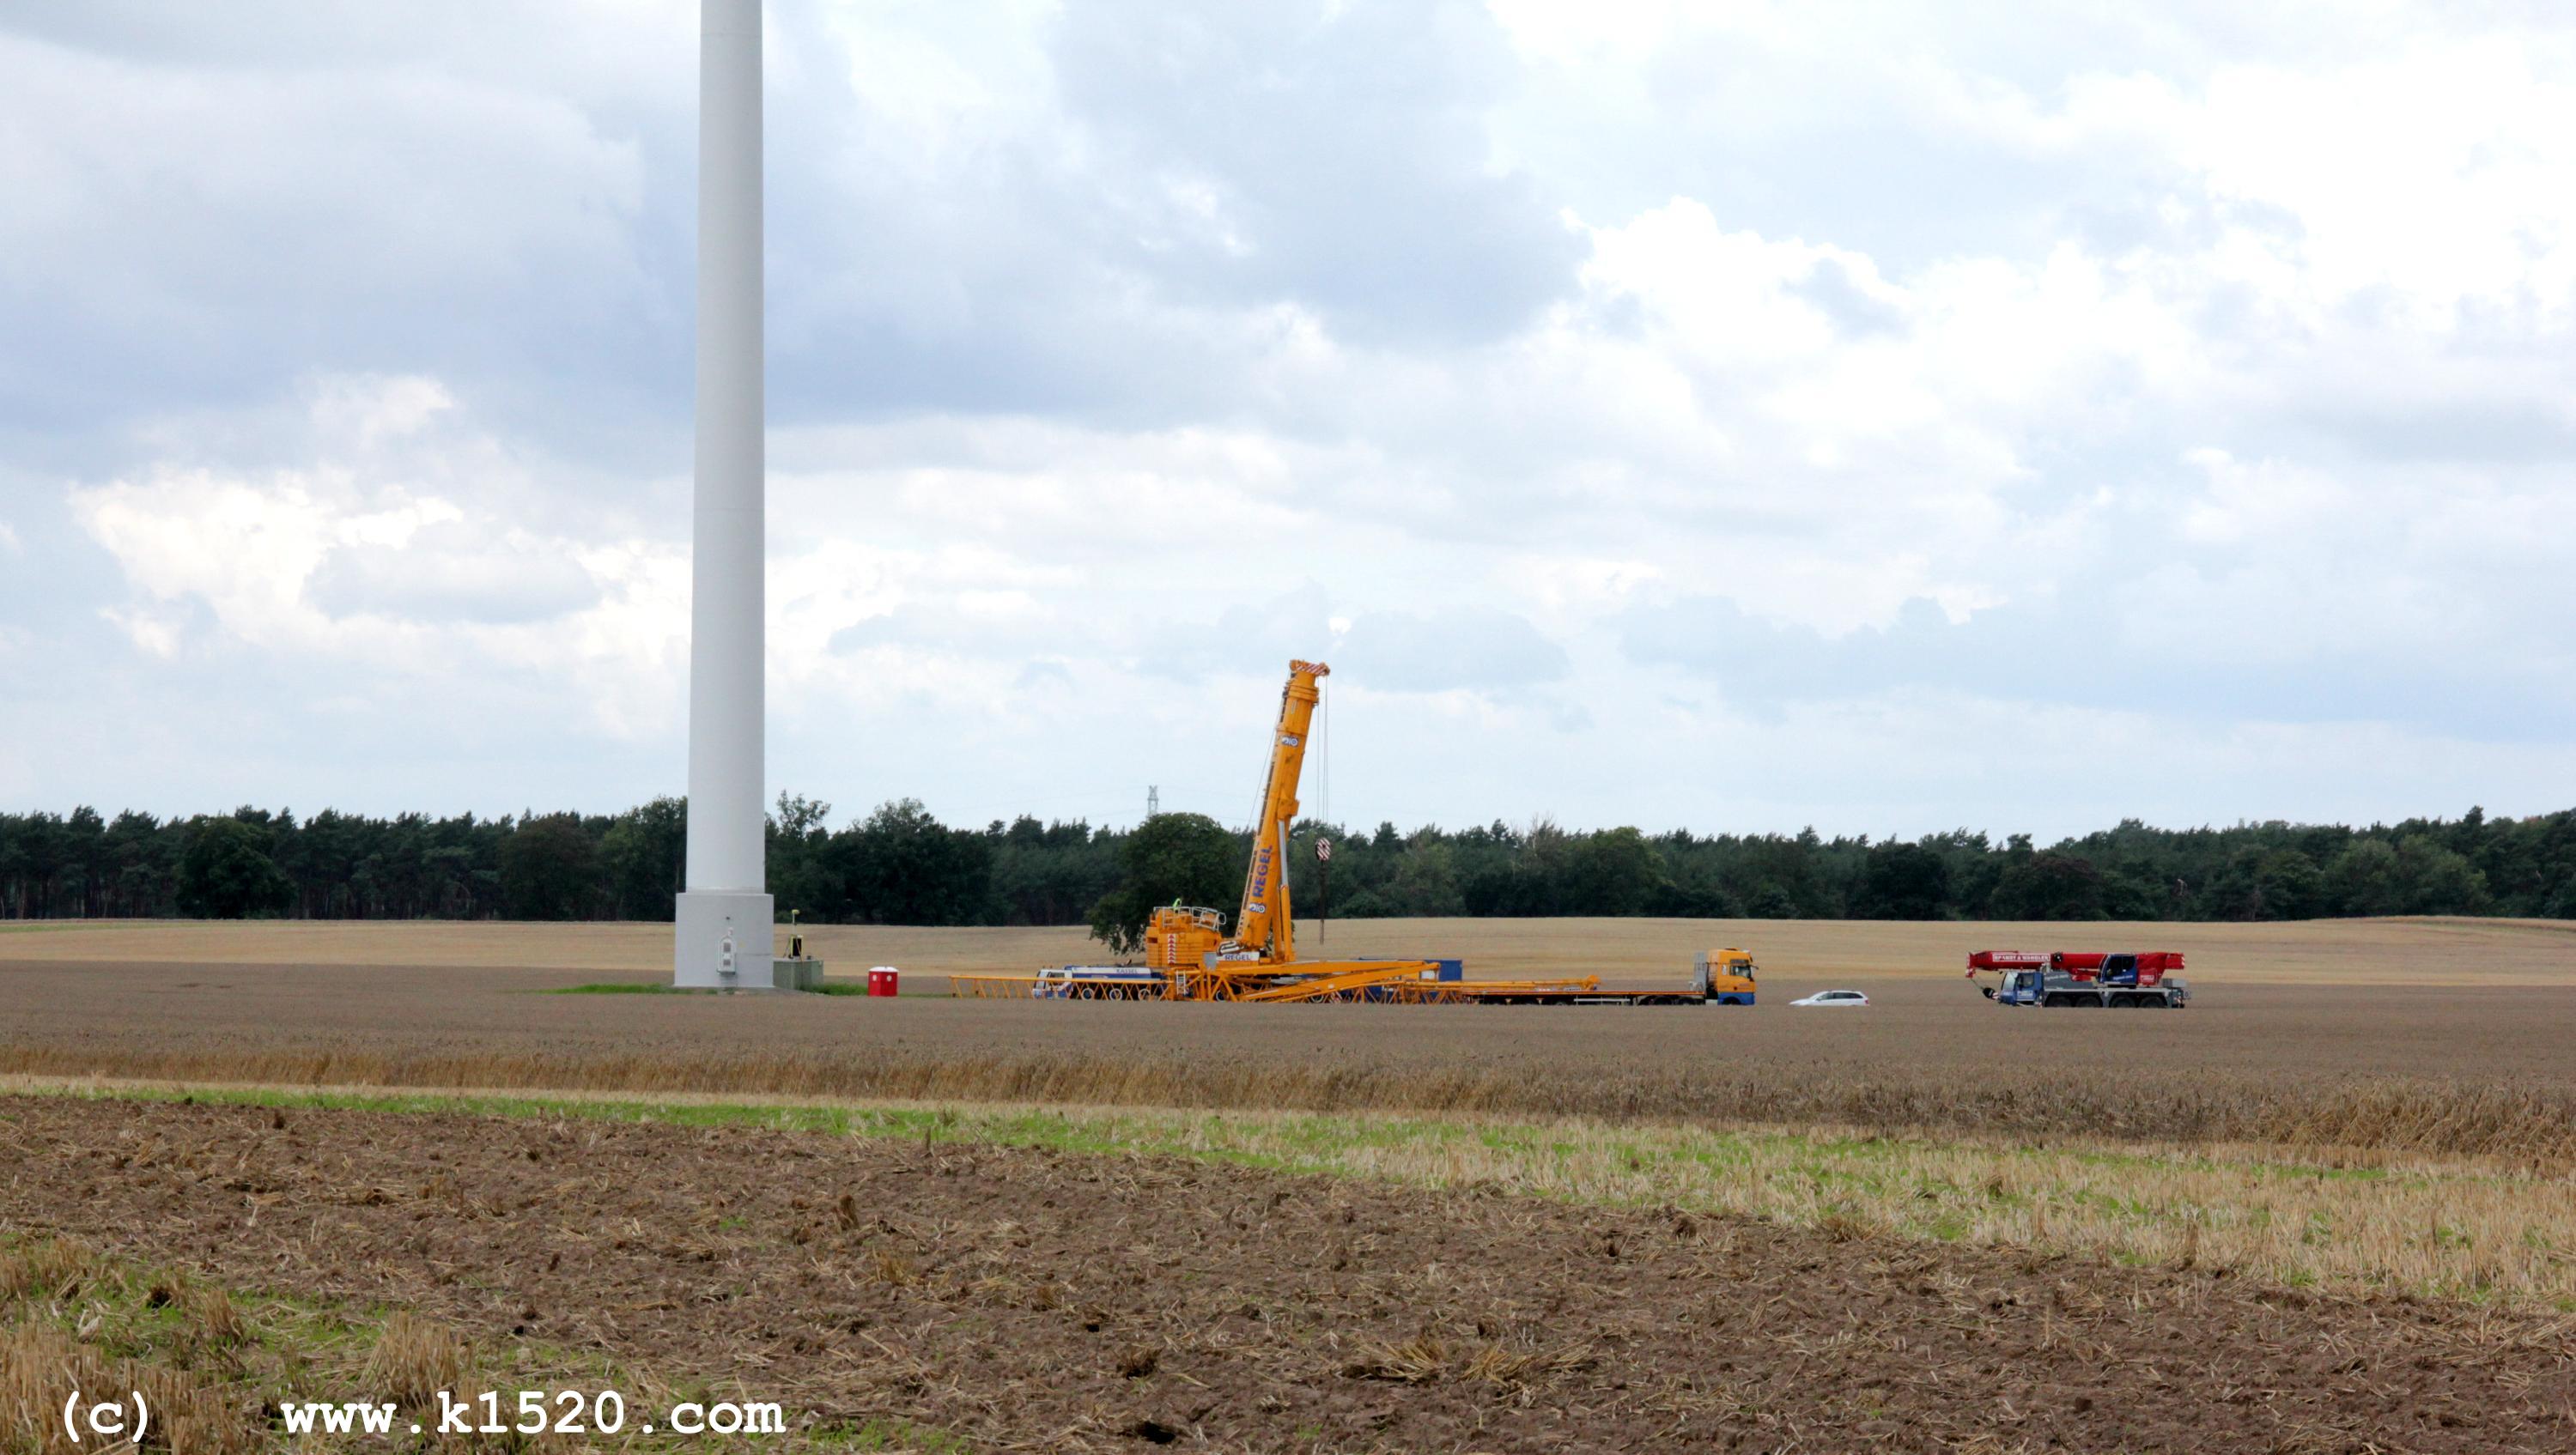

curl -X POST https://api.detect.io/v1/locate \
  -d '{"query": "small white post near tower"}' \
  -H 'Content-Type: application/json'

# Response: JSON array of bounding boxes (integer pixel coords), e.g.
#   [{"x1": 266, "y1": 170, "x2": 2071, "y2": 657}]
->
[{"x1": 675, "y1": 0, "x2": 775, "y2": 986}]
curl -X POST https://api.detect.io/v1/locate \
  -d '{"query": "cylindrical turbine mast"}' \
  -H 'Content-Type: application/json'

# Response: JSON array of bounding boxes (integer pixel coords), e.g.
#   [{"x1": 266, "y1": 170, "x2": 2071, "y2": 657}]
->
[{"x1": 674, "y1": 0, "x2": 773, "y2": 985}]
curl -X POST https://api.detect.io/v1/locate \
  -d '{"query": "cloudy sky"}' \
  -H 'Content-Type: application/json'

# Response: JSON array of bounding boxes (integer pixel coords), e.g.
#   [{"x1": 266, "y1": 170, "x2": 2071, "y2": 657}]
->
[{"x1": 3, "y1": 1, "x2": 2572, "y2": 840}]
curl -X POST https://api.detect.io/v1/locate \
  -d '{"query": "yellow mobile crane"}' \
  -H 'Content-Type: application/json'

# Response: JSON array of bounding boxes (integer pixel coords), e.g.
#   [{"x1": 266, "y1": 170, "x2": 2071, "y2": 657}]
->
[
  {"x1": 960, "y1": 658, "x2": 1739, "y2": 1003},
  {"x1": 1134, "y1": 660, "x2": 1605, "y2": 1002},
  {"x1": 1128, "y1": 659, "x2": 1327, "y2": 987}
]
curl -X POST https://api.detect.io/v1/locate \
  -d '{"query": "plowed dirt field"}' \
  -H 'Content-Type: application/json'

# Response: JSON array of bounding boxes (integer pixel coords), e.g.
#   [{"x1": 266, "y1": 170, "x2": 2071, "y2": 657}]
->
[{"x1": 8, "y1": 1096, "x2": 2574, "y2": 1454}]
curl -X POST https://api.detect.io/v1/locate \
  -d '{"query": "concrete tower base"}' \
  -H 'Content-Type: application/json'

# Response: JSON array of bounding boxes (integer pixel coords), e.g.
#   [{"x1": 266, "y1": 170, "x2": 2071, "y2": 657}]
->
[{"x1": 674, "y1": 890, "x2": 775, "y2": 989}]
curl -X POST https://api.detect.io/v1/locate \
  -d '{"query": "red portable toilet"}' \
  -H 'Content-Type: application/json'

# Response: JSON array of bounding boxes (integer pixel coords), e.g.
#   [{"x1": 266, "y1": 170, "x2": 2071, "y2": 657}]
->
[{"x1": 866, "y1": 966, "x2": 899, "y2": 997}]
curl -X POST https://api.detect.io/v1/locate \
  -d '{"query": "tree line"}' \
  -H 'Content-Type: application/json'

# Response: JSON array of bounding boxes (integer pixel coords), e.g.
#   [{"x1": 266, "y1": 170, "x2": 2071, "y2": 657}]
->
[{"x1": 1, "y1": 797, "x2": 2568, "y2": 932}]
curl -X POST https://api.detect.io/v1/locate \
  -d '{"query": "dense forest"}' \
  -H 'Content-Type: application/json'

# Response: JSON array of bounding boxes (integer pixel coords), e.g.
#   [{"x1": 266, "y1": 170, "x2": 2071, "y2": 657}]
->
[{"x1": 3, "y1": 796, "x2": 2570, "y2": 931}]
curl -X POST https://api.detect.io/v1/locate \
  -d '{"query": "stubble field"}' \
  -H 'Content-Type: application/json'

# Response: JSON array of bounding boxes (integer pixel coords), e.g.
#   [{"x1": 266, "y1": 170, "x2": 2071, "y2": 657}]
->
[
  {"x1": 9, "y1": 912, "x2": 2573, "y2": 984},
  {"x1": 5, "y1": 916, "x2": 2575, "y2": 1451}
]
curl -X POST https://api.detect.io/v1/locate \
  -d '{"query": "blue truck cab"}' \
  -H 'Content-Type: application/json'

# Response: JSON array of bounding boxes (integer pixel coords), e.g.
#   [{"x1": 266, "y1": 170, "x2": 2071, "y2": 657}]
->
[{"x1": 1992, "y1": 968, "x2": 2048, "y2": 1006}]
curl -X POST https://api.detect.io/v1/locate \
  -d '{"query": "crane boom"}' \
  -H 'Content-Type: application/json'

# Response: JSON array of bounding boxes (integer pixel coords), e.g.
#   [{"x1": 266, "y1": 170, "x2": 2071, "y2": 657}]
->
[{"x1": 1230, "y1": 659, "x2": 1327, "y2": 963}]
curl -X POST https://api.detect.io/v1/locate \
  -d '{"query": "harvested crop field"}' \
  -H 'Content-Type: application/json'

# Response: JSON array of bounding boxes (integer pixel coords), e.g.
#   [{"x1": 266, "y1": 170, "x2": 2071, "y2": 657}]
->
[
  {"x1": 7, "y1": 953, "x2": 2576, "y2": 1156},
  {"x1": 9, "y1": 913, "x2": 2574, "y2": 985},
  {"x1": 8, "y1": 1094, "x2": 2576, "y2": 1454}
]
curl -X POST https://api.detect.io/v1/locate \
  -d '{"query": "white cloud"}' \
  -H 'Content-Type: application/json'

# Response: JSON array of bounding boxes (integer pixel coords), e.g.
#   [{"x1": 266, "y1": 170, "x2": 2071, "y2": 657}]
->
[
  {"x1": 2056, "y1": 39, "x2": 2576, "y2": 319},
  {"x1": 7, "y1": 3, "x2": 2574, "y2": 834},
  {"x1": 67, "y1": 377, "x2": 688, "y2": 743},
  {"x1": 96, "y1": 605, "x2": 179, "y2": 661}
]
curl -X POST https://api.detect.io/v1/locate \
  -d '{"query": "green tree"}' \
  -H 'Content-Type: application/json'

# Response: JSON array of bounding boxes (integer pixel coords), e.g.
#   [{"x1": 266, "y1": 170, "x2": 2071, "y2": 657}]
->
[
  {"x1": 1728, "y1": 830, "x2": 1827, "y2": 918},
  {"x1": 1376, "y1": 834, "x2": 1467, "y2": 917},
  {"x1": 1087, "y1": 812, "x2": 1242, "y2": 953},
  {"x1": 498, "y1": 814, "x2": 599, "y2": 920},
  {"x1": 991, "y1": 818, "x2": 1120, "y2": 925},
  {"x1": 175, "y1": 817, "x2": 294, "y2": 919},
  {"x1": 599, "y1": 797, "x2": 687, "y2": 921},
  {"x1": 5, "y1": 797, "x2": 2568, "y2": 930},
  {"x1": 2391, "y1": 837, "x2": 2489, "y2": 915},
  {"x1": 2261, "y1": 848, "x2": 2324, "y2": 919},
  {"x1": 1746, "y1": 885, "x2": 1801, "y2": 919},
  {"x1": 1990, "y1": 853, "x2": 2105, "y2": 920},
  {"x1": 766, "y1": 791, "x2": 843, "y2": 922},
  {"x1": 1856, "y1": 841, "x2": 1950, "y2": 919},
  {"x1": 2325, "y1": 839, "x2": 2402, "y2": 916},
  {"x1": 837, "y1": 799, "x2": 993, "y2": 925},
  {"x1": 1562, "y1": 827, "x2": 1664, "y2": 916}
]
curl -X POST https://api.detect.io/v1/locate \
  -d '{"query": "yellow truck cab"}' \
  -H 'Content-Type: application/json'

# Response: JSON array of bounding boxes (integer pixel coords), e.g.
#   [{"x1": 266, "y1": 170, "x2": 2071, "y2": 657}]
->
[{"x1": 1693, "y1": 948, "x2": 1758, "y2": 1005}]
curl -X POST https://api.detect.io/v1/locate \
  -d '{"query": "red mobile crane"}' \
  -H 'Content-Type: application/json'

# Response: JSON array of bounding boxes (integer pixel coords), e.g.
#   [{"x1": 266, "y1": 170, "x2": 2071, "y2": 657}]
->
[{"x1": 1966, "y1": 950, "x2": 2191, "y2": 1008}]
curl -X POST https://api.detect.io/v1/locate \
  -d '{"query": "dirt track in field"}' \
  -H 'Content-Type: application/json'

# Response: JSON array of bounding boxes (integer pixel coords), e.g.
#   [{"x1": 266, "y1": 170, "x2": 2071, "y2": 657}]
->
[
  {"x1": 9, "y1": 914, "x2": 2574, "y2": 985},
  {"x1": 9, "y1": 959, "x2": 2576, "y2": 1155},
  {"x1": 3, "y1": 1095, "x2": 2572, "y2": 1453},
  {"x1": 11, "y1": 960, "x2": 2576, "y2": 1087}
]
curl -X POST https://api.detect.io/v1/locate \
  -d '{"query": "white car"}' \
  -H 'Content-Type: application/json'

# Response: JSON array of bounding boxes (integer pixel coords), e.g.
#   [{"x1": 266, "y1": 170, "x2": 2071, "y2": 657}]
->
[{"x1": 1789, "y1": 990, "x2": 1870, "y2": 1008}]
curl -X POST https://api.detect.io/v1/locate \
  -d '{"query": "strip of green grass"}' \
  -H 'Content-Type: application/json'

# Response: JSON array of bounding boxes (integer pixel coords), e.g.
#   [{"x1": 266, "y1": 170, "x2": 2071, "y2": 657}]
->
[{"x1": 1, "y1": 1080, "x2": 2514, "y2": 1198}]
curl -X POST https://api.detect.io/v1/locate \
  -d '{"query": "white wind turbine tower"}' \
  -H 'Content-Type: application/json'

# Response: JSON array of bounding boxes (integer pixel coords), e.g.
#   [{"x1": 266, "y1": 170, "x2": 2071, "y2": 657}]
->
[{"x1": 673, "y1": 0, "x2": 772, "y2": 985}]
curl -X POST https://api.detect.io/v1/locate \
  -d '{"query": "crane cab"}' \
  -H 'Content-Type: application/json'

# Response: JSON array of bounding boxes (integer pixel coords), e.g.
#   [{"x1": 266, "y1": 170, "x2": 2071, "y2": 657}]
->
[{"x1": 1693, "y1": 948, "x2": 1758, "y2": 1005}]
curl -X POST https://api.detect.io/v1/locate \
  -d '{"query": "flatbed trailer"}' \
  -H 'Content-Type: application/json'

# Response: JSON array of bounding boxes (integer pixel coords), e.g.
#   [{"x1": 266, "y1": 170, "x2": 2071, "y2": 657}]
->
[
  {"x1": 952, "y1": 972, "x2": 1728, "y2": 1004},
  {"x1": 1433, "y1": 985, "x2": 1709, "y2": 1006}
]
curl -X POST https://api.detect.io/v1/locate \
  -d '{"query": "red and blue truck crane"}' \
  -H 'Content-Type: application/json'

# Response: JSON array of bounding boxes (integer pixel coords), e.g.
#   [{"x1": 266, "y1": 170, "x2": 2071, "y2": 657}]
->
[{"x1": 1966, "y1": 950, "x2": 2191, "y2": 1009}]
